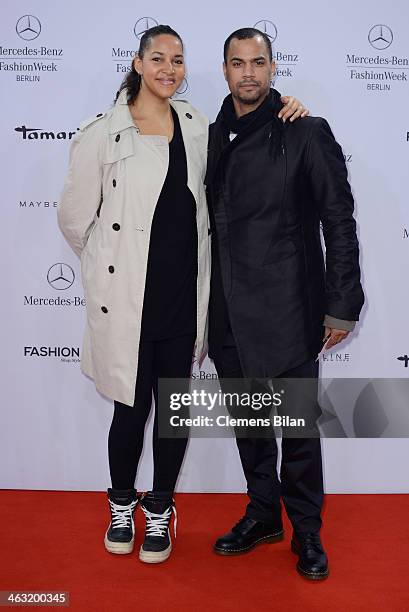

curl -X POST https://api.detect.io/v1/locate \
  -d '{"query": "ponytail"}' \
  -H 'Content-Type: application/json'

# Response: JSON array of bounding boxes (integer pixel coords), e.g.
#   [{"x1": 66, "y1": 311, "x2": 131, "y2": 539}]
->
[{"x1": 115, "y1": 61, "x2": 142, "y2": 105}]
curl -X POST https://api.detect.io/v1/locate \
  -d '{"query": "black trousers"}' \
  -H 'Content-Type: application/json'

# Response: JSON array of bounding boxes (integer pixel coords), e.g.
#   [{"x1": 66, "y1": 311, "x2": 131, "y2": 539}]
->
[
  {"x1": 108, "y1": 334, "x2": 195, "y2": 492},
  {"x1": 213, "y1": 346, "x2": 324, "y2": 535}
]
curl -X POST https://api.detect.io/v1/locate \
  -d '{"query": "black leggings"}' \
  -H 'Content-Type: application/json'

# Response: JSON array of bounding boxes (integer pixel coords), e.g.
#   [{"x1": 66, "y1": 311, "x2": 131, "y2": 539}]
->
[{"x1": 108, "y1": 334, "x2": 195, "y2": 492}]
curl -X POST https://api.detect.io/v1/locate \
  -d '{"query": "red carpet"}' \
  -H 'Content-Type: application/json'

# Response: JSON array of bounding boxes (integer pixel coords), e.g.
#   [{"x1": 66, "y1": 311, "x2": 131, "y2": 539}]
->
[{"x1": 1, "y1": 492, "x2": 408, "y2": 611}]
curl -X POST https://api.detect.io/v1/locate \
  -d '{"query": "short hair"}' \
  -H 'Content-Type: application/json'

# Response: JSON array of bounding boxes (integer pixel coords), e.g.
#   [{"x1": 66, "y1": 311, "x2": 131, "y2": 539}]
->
[{"x1": 223, "y1": 27, "x2": 273, "y2": 62}]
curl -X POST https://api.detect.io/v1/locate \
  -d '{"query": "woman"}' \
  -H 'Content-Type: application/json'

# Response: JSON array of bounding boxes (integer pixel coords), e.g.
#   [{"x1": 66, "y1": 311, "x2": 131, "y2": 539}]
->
[{"x1": 58, "y1": 24, "x2": 308, "y2": 564}]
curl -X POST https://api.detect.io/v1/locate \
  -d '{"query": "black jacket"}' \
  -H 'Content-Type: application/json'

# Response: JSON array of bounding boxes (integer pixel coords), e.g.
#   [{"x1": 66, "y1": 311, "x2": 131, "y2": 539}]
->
[{"x1": 206, "y1": 89, "x2": 364, "y2": 377}]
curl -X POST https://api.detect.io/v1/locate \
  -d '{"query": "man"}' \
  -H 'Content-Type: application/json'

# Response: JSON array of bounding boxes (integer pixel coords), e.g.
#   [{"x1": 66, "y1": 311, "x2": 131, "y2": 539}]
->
[{"x1": 206, "y1": 28, "x2": 364, "y2": 580}]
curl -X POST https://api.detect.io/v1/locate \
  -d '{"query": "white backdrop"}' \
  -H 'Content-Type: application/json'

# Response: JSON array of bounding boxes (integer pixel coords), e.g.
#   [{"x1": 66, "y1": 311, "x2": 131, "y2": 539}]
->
[{"x1": 1, "y1": 0, "x2": 409, "y2": 493}]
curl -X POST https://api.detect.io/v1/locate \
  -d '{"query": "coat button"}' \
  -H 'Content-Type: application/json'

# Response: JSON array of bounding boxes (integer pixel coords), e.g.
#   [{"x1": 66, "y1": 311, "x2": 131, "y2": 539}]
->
[
  {"x1": 112, "y1": 223, "x2": 120, "y2": 231},
  {"x1": 186, "y1": 112, "x2": 192, "y2": 119},
  {"x1": 101, "y1": 306, "x2": 108, "y2": 313},
  {"x1": 108, "y1": 265, "x2": 115, "y2": 273},
  {"x1": 115, "y1": 134, "x2": 120, "y2": 142},
  {"x1": 112, "y1": 179, "x2": 117, "y2": 188}
]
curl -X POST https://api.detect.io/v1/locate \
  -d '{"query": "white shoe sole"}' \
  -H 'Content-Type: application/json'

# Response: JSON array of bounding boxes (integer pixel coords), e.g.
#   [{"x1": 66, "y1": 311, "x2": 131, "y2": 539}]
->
[
  {"x1": 139, "y1": 542, "x2": 172, "y2": 564},
  {"x1": 104, "y1": 531, "x2": 134, "y2": 555}
]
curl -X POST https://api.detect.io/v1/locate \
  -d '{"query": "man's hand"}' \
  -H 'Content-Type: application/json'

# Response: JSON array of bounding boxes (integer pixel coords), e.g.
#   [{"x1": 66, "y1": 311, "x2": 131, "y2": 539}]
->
[
  {"x1": 323, "y1": 327, "x2": 349, "y2": 350},
  {"x1": 279, "y1": 96, "x2": 309, "y2": 123}
]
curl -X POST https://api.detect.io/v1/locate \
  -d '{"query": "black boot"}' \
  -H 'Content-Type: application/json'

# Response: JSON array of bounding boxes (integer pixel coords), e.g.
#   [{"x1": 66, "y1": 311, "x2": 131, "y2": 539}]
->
[
  {"x1": 291, "y1": 532, "x2": 329, "y2": 580},
  {"x1": 214, "y1": 516, "x2": 284, "y2": 555},
  {"x1": 104, "y1": 488, "x2": 139, "y2": 554},
  {"x1": 139, "y1": 492, "x2": 176, "y2": 564}
]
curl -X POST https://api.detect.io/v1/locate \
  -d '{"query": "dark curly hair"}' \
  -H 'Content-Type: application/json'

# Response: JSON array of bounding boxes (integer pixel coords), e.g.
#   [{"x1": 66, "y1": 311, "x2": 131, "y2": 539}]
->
[{"x1": 115, "y1": 24, "x2": 184, "y2": 105}]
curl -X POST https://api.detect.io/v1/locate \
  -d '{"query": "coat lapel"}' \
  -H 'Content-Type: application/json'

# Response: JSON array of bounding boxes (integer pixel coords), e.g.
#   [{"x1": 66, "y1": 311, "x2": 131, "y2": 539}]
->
[
  {"x1": 107, "y1": 95, "x2": 205, "y2": 199},
  {"x1": 170, "y1": 100, "x2": 204, "y2": 199},
  {"x1": 108, "y1": 90, "x2": 135, "y2": 134}
]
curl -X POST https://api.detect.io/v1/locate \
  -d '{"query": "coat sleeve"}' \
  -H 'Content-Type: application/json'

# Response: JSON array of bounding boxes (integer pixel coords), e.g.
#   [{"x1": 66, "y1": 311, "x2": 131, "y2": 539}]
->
[
  {"x1": 305, "y1": 117, "x2": 365, "y2": 321},
  {"x1": 57, "y1": 123, "x2": 104, "y2": 258}
]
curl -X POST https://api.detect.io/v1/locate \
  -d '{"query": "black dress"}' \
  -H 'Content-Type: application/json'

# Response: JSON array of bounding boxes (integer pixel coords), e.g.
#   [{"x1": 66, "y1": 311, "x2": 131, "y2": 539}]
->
[{"x1": 140, "y1": 107, "x2": 197, "y2": 341}]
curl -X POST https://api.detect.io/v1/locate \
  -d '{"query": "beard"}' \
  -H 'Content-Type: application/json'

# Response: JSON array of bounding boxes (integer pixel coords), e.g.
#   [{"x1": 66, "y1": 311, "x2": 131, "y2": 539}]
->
[
  {"x1": 234, "y1": 81, "x2": 270, "y2": 106},
  {"x1": 237, "y1": 91, "x2": 263, "y2": 105}
]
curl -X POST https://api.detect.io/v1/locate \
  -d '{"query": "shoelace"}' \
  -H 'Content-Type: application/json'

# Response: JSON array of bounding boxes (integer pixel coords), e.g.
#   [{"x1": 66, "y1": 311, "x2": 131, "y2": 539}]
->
[
  {"x1": 233, "y1": 516, "x2": 254, "y2": 532},
  {"x1": 141, "y1": 503, "x2": 177, "y2": 538},
  {"x1": 109, "y1": 499, "x2": 138, "y2": 529},
  {"x1": 299, "y1": 533, "x2": 322, "y2": 551}
]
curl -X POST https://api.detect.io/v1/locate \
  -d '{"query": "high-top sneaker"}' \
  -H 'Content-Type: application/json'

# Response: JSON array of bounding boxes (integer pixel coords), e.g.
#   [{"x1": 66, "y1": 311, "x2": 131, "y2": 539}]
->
[
  {"x1": 104, "y1": 488, "x2": 139, "y2": 554},
  {"x1": 139, "y1": 492, "x2": 177, "y2": 564}
]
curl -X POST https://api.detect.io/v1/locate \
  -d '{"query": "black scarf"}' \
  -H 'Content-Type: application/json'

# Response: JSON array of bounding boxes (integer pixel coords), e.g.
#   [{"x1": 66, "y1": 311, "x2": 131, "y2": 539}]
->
[
  {"x1": 220, "y1": 89, "x2": 274, "y2": 135},
  {"x1": 218, "y1": 88, "x2": 284, "y2": 157}
]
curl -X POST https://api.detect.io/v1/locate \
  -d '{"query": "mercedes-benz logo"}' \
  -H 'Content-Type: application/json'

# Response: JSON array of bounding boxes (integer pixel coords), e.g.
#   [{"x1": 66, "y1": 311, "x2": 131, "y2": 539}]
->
[
  {"x1": 368, "y1": 24, "x2": 393, "y2": 50},
  {"x1": 134, "y1": 17, "x2": 159, "y2": 39},
  {"x1": 47, "y1": 263, "x2": 75, "y2": 290},
  {"x1": 16, "y1": 15, "x2": 41, "y2": 41},
  {"x1": 254, "y1": 20, "x2": 278, "y2": 43},
  {"x1": 176, "y1": 78, "x2": 189, "y2": 96}
]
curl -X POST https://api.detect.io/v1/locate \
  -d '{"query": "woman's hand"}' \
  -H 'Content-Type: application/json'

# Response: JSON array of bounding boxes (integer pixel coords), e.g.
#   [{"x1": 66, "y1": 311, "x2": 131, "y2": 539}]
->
[{"x1": 278, "y1": 96, "x2": 309, "y2": 123}]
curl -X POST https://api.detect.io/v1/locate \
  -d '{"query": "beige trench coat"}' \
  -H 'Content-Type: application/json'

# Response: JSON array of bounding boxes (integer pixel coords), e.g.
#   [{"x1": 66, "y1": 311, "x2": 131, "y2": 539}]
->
[{"x1": 58, "y1": 90, "x2": 210, "y2": 406}]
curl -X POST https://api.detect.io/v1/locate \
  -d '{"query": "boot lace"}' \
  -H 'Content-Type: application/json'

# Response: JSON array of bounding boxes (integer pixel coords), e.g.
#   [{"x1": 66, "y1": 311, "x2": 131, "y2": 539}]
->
[
  {"x1": 141, "y1": 503, "x2": 177, "y2": 538},
  {"x1": 109, "y1": 499, "x2": 138, "y2": 530},
  {"x1": 299, "y1": 532, "x2": 322, "y2": 552}
]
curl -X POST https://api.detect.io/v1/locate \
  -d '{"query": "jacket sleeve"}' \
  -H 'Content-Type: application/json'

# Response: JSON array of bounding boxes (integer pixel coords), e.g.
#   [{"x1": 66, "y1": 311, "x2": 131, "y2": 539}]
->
[
  {"x1": 324, "y1": 314, "x2": 355, "y2": 332},
  {"x1": 305, "y1": 117, "x2": 365, "y2": 321},
  {"x1": 57, "y1": 124, "x2": 103, "y2": 258}
]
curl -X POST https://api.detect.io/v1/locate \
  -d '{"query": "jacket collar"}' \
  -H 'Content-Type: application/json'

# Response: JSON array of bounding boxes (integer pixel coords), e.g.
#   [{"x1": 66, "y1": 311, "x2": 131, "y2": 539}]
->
[
  {"x1": 108, "y1": 89, "x2": 135, "y2": 134},
  {"x1": 108, "y1": 88, "x2": 194, "y2": 135}
]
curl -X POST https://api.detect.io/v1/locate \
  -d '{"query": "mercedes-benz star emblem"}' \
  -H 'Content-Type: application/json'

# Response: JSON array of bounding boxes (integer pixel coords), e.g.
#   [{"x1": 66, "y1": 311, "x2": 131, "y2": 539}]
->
[
  {"x1": 16, "y1": 15, "x2": 41, "y2": 41},
  {"x1": 134, "y1": 17, "x2": 159, "y2": 39},
  {"x1": 368, "y1": 24, "x2": 393, "y2": 50},
  {"x1": 47, "y1": 263, "x2": 75, "y2": 290},
  {"x1": 254, "y1": 20, "x2": 278, "y2": 43}
]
